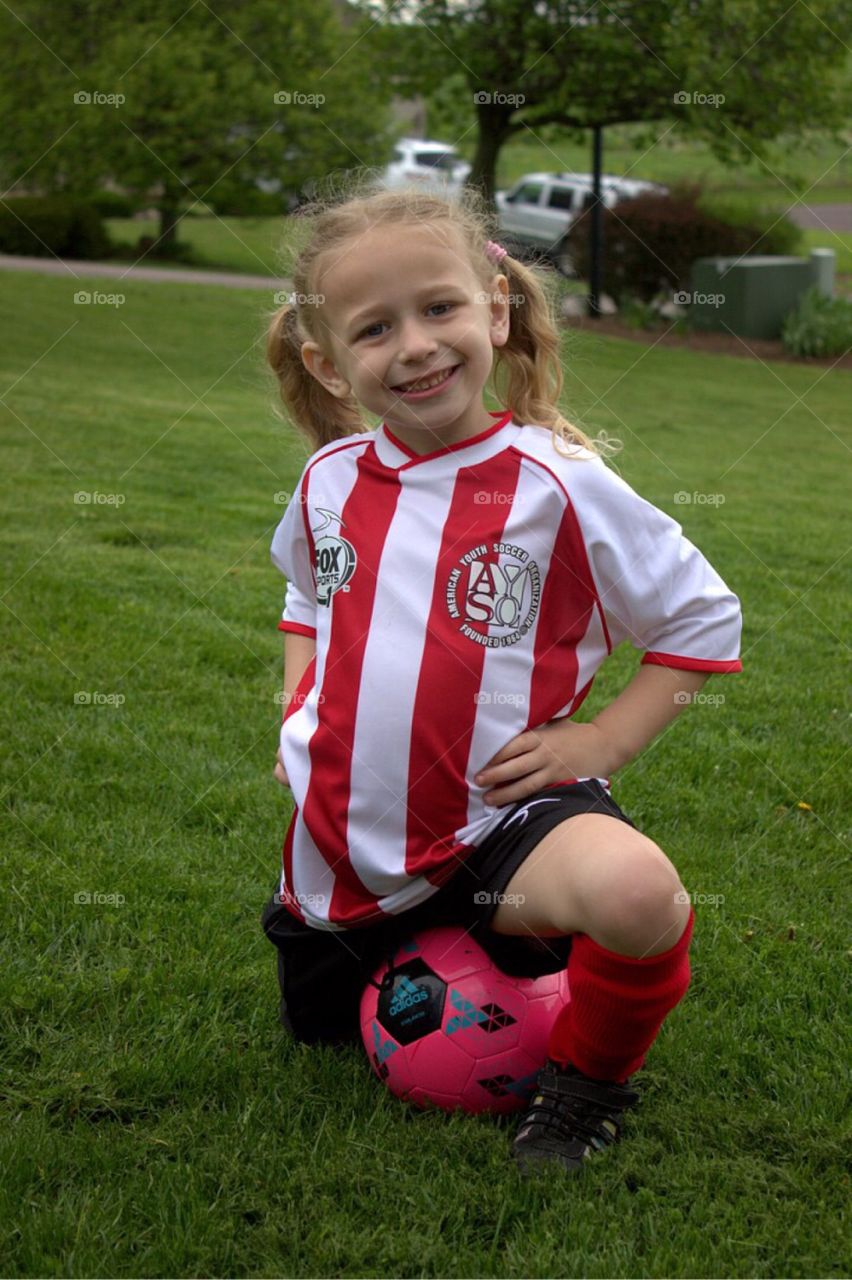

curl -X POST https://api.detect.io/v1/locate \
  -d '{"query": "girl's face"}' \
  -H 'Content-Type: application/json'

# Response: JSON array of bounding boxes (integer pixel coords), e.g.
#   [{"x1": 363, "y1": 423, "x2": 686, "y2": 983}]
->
[{"x1": 301, "y1": 221, "x2": 511, "y2": 453}]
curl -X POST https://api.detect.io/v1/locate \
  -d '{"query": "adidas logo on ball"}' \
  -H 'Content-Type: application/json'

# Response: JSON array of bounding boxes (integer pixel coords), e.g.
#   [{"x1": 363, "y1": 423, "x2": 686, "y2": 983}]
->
[{"x1": 389, "y1": 977, "x2": 428, "y2": 1017}]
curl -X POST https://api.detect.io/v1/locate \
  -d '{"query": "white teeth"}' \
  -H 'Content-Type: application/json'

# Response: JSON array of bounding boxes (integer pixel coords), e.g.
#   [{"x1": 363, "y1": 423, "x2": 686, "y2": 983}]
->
[{"x1": 397, "y1": 366, "x2": 455, "y2": 392}]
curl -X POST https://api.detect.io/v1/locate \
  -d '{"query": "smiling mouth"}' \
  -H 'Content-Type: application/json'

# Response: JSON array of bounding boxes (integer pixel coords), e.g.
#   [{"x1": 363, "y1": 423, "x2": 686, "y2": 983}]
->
[{"x1": 392, "y1": 365, "x2": 460, "y2": 393}]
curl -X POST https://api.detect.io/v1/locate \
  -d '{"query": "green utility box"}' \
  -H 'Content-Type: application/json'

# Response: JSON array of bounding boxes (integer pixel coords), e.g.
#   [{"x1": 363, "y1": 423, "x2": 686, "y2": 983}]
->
[{"x1": 688, "y1": 249, "x2": 835, "y2": 339}]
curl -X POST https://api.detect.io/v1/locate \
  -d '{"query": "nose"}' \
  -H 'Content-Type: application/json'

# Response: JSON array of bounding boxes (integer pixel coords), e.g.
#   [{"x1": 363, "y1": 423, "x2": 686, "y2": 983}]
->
[{"x1": 397, "y1": 316, "x2": 438, "y2": 365}]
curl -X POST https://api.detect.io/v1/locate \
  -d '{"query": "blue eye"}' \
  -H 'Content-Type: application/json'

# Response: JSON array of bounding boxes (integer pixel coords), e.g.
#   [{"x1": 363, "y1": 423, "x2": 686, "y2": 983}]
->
[{"x1": 356, "y1": 303, "x2": 454, "y2": 339}]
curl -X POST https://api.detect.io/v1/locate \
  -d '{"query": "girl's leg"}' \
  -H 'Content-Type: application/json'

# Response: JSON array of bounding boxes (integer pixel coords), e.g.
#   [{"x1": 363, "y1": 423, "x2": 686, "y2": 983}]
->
[{"x1": 488, "y1": 814, "x2": 694, "y2": 1082}]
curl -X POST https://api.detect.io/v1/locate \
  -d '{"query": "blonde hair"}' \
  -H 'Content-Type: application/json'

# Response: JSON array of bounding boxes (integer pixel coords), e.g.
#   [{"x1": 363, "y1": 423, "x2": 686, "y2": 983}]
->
[{"x1": 266, "y1": 181, "x2": 621, "y2": 461}]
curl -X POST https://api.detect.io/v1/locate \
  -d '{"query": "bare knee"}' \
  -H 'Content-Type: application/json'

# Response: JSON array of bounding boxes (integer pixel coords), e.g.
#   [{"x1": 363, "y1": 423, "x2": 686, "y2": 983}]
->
[
  {"x1": 579, "y1": 837, "x2": 691, "y2": 957},
  {"x1": 488, "y1": 817, "x2": 691, "y2": 955}
]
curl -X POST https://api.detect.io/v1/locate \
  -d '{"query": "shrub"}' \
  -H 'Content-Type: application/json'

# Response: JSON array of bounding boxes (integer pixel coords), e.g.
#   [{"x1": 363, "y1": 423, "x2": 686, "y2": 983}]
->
[
  {"x1": 782, "y1": 287, "x2": 852, "y2": 357},
  {"x1": 567, "y1": 183, "x2": 802, "y2": 303},
  {"x1": 86, "y1": 190, "x2": 138, "y2": 218},
  {"x1": 207, "y1": 187, "x2": 288, "y2": 217},
  {"x1": 0, "y1": 196, "x2": 111, "y2": 259},
  {"x1": 620, "y1": 295, "x2": 663, "y2": 331},
  {"x1": 696, "y1": 191, "x2": 802, "y2": 256}
]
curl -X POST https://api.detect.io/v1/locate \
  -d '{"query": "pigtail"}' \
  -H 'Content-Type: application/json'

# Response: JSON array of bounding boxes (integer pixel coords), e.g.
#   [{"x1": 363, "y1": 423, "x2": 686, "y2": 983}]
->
[
  {"x1": 266, "y1": 303, "x2": 364, "y2": 451},
  {"x1": 491, "y1": 255, "x2": 622, "y2": 462}
]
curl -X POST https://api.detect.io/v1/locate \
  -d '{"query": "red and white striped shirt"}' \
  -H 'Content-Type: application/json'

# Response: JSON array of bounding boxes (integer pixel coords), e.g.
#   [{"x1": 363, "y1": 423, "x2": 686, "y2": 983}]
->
[{"x1": 271, "y1": 410, "x2": 742, "y2": 931}]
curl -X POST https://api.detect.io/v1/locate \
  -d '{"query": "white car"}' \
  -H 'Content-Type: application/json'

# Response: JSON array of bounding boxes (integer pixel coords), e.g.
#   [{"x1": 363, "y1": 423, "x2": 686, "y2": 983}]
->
[
  {"x1": 496, "y1": 172, "x2": 668, "y2": 274},
  {"x1": 382, "y1": 138, "x2": 471, "y2": 195}
]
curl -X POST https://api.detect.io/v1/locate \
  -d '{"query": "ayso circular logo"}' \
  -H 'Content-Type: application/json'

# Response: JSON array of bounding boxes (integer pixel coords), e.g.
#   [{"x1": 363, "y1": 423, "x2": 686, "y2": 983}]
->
[{"x1": 447, "y1": 541, "x2": 540, "y2": 647}]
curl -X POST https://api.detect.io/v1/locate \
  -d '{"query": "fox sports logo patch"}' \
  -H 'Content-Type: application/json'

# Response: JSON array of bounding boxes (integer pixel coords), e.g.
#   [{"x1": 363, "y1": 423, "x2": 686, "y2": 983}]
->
[{"x1": 315, "y1": 533, "x2": 356, "y2": 606}]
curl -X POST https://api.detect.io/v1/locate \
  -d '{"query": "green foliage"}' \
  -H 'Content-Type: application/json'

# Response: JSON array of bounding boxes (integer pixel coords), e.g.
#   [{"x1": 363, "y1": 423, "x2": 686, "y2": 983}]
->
[
  {"x1": 696, "y1": 190, "x2": 803, "y2": 256},
  {"x1": 368, "y1": 0, "x2": 852, "y2": 199},
  {"x1": 207, "y1": 188, "x2": 290, "y2": 218},
  {"x1": 0, "y1": 0, "x2": 395, "y2": 237},
  {"x1": 782, "y1": 286, "x2": 852, "y2": 357},
  {"x1": 619, "y1": 296, "x2": 665, "y2": 331},
  {"x1": 0, "y1": 196, "x2": 111, "y2": 259},
  {"x1": 568, "y1": 185, "x2": 803, "y2": 303},
  {"x1": 85, "y1": 189, "x2": 139, "y2": 219}
]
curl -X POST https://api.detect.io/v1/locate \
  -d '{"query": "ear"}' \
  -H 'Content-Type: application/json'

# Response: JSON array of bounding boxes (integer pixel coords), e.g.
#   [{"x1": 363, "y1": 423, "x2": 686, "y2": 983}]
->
[
  {"x1": 301, "y1": 340, "x2": 352, "y2": 400},
  {"x1": 488, "y1": 273, "x2": 511, "y2": 349}
]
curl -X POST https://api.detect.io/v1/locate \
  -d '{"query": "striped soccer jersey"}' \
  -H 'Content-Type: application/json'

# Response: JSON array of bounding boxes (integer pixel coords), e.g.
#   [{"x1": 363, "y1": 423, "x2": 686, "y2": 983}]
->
[{"x1": 271, "y1": 410, "x2": 742, "y2": 932}]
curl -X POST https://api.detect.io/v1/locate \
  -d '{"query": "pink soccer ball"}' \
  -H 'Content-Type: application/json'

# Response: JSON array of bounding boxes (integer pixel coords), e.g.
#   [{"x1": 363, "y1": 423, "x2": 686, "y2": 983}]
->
[{"x1": 359, "y1": 925, "x2": 570, "y2": 1115}]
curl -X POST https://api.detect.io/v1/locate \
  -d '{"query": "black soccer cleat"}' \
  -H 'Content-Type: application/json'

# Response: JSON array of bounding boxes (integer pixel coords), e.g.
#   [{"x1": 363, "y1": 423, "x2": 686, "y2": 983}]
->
[{"x1": 512, "y1": 1060, "x2": 640, "y2": 1175}]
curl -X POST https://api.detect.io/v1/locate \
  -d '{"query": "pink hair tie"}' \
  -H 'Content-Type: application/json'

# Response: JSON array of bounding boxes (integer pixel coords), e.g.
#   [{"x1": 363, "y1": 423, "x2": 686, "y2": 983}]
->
[{"x1": 485, "y1": 240, "x2": 508, "y2": 265}]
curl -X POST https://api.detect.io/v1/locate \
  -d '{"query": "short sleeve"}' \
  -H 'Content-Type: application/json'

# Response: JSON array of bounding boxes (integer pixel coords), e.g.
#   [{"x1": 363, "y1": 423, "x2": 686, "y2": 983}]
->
[
  {"x1": 271, "y1": 472, "x2": 317, "y2": 637},
  {"x1": 574, "y1": 459, "x2": 742, "y2": 674}
]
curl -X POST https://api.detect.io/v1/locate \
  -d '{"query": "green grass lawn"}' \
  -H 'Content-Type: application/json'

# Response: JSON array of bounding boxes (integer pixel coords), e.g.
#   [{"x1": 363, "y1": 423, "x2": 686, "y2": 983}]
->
[
  {"x1": 1, "y1": 272, "x2": 849, "y2": 1278},
  {"x1": 800, "y1": 228, "x2": 852, "y2": 275},
  {"x1": 104, "y1": 213, "x2": 304, "y2": 278}
]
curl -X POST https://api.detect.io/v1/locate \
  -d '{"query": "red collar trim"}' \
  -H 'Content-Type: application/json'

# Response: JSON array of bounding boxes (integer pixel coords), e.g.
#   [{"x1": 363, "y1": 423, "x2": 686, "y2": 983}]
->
[{"x1": 382, "y1": 409, "x2": 513, "y2": 464}]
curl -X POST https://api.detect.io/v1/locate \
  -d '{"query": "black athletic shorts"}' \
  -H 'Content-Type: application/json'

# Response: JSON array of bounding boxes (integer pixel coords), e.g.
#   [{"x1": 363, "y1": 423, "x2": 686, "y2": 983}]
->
[{"x1": 260, "y1": 778, "x2": 637, "y2": 1046}]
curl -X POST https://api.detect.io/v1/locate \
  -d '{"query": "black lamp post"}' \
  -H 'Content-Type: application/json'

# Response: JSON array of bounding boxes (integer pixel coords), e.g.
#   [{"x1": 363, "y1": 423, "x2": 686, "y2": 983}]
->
[{"x1": 588, "y1": 123, "x2": 604, "y2": 318}]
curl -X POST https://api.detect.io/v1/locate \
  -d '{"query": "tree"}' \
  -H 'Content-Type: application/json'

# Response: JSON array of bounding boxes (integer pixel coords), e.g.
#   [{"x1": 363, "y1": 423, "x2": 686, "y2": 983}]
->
[
  {"x1": 0, "y1": 0, "x2": 395, "y2": 250},
  {"x1": 362, "y1": 0, "x2": 852, "y2": 203}
]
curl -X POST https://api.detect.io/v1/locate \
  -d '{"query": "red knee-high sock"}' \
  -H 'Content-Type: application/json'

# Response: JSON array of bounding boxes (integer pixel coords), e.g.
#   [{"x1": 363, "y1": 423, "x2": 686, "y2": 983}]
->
[{"x1": 548, "y1": 907, "x2": 695, "y2": 1083}]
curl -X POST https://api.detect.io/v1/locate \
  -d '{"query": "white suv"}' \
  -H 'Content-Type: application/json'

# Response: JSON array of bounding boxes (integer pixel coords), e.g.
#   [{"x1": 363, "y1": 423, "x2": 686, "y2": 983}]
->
[
  {"x1": 382, "y1": 138, "x2": 471, "y2": 195},
  {"x1": 496, "y1": 172, "x2": 667, "y2": 274}
]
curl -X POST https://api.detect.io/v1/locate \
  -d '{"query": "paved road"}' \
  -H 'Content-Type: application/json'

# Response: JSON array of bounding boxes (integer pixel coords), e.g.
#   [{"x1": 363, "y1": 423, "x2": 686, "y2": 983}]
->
[
  {"x1": 0, "y1": 253, "x2": 289, "y2": 289},
  {"x1": 786, "y1": 202, "x2": 852, "y2": 232}
]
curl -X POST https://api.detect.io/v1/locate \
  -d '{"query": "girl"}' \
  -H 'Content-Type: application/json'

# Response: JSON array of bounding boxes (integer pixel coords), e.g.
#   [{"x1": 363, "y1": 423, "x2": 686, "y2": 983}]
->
[{"x1": 260, "y1": 185, "x2": 742, "y2": 1176}]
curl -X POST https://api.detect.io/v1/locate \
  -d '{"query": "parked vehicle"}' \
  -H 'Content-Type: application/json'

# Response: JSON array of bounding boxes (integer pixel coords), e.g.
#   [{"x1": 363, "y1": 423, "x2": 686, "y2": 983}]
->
[
  {"x1": 496, "y1": 172, "x2": 668, "y2": 275},
  {"x1": 381, "y1": 138, "x2": 471, "y2": 195}
]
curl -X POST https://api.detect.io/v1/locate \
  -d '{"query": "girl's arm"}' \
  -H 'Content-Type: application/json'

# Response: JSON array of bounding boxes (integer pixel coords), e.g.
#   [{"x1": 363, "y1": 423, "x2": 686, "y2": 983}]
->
[
  {"x1": 281, "y1": 631, "x2": 317, "y2": 715},
  {"x1": 588, "y1": 664, "x2": 710, "y2": 774},
  {"x1": 476, "y1": 665, "x2": 712, "y2": 805},
  {"x1": 274, "y1": 631, "x2": 317, "y2": 788}
]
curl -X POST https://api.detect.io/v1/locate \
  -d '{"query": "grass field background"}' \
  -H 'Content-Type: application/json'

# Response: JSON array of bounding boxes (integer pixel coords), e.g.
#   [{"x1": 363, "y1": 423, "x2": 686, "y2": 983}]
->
[{"x1": 1, "y1": 270, "x2": 849, "y2": 1277}]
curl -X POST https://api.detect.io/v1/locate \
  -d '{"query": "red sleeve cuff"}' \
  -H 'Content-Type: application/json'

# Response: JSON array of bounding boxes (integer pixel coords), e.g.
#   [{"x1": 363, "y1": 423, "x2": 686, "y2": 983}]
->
[
  {"x1": 641, "y1": 651, "x2": 743, "y2": 673},
  {"x1": 278, "y1": 621, "x2": 317, "y2": 638}
]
